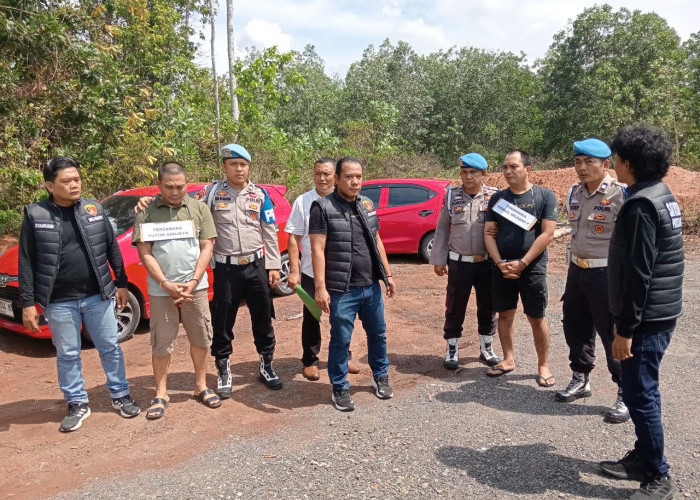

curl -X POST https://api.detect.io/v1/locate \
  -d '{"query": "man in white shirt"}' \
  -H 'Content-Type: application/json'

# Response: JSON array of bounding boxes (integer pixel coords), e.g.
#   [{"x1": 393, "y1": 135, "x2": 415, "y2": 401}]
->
[{"x1": 286, "y1": 158, "x2": 360, "y2": 380}]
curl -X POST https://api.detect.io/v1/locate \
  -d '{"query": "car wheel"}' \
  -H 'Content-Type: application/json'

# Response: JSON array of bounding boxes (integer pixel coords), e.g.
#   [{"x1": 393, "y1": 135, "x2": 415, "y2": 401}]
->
[
  {"x1": 273, "y1": 253, "x2": 294, "y2": 297},
  {"x1": 419, "y1": 231, "x2": 434, "y2": 262},
  {"x1": 82, "y1": 291, "x2": 141, "y2": 344}
]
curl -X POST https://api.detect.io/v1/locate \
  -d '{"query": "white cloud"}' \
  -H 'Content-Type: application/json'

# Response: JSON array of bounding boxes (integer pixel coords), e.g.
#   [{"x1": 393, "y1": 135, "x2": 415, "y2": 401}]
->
[
  {"x1": 193, "y1": 0, "x2": 698, "y2": 76},
  {"x1": 239, "y1": 19, "x2": 292, "y2": 53}
]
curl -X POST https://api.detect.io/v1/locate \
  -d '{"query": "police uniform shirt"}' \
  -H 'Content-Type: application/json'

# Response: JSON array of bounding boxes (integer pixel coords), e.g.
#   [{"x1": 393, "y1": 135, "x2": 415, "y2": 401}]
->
[
  {"x1": 429, "y1": 184, "x2": 498, "y2": 266},
  {"x1": 198, "y1": 180, "x2": 281, "y2": 269},
  {"x1": 567, "y1": 173, "x2": 625, "y2": 260}
]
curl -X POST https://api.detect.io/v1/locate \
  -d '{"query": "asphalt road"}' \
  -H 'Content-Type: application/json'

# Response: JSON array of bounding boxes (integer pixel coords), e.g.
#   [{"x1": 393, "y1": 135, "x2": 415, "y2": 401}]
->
[{"x1": 51, "y1": 259, "x2": 700, "y2": 500}]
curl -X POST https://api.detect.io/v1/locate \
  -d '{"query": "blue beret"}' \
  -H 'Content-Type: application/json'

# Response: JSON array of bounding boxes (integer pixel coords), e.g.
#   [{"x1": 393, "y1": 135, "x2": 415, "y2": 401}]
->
[
  {"x1": 221, "y1": 143, "x2": 251, "y2": 162},
  {"x1": 458, "y1": 153, "x2": 488, "y2": 170},
  {"x1": 573, "y1": 138, "x2": 611, "y2": 159}
]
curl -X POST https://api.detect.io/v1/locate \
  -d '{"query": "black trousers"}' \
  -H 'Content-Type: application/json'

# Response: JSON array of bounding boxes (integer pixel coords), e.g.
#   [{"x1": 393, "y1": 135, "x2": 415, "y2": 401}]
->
[
  {"x1": 300, "y1": 273, "x2": 322, "y2": 366},
  {"x1": 211, "y1": 258, "x2": 276, "y2": 359},
  {"x1": 443, "y1": 259, "x2": 497, "y2": 339},
  {"x1": 562, "y1": 263, "x2": 621, "y2": 385}
]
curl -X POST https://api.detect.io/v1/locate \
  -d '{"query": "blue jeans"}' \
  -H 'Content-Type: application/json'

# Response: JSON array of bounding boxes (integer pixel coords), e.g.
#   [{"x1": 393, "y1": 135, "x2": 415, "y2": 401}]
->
[
  {"x1": 621, "y1": 329, "x2": 673, "y2": 476},
  {"x1": 328, "y1": 283, "x2": 389, "y2": 391},
  {"x1": 45, "y1": 294, "x2": 130, "y2": 403}
]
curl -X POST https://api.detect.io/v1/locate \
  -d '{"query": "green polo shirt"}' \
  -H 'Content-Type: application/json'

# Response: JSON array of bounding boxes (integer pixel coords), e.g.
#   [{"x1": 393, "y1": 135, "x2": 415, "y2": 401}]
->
[{"x1": 133, "y1": 194, "x2": 217, "y2": 297}]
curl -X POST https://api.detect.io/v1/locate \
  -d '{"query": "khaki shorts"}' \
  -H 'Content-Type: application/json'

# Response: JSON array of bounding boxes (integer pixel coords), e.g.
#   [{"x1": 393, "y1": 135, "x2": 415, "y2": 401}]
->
[{"x1": 149, "y1": 289, "x2": 213, "y2": 357}]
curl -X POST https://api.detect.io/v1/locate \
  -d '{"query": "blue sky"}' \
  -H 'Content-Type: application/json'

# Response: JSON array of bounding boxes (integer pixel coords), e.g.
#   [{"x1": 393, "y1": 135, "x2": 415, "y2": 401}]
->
[{"x1": 194, "y1": 0, "x2": 698, "y2": 77}]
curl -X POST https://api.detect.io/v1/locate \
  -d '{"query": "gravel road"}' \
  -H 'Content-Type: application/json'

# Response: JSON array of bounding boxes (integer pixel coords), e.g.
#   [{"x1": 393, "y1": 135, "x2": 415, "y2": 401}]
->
[{"x1": 51, "y1": 259, "x2": 700, "y2": 500}]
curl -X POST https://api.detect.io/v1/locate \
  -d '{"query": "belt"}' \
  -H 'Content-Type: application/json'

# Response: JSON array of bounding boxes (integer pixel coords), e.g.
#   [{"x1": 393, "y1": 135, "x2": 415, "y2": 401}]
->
[
  {"x1": 448, "y1": 251, "x2": 488, "y2": 263},
  {"x1": 213, "y1": 249, "x2": 264, "y2": 265},
  {"x1": 571, "y1": 254, "x2": 608, "y2": 269}
]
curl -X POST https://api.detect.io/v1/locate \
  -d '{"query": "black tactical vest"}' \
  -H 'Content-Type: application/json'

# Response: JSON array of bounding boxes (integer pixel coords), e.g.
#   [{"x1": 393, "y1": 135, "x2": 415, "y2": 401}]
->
[
  {"x1": 20, "y1": 198, "x2": 118, "y2": 308},
  {"x1": 608, "y1": 181, "x2": 684, "y2": 324},
  {"x1": 313, "y1": 191, "x2": 387, "y2": 293}
]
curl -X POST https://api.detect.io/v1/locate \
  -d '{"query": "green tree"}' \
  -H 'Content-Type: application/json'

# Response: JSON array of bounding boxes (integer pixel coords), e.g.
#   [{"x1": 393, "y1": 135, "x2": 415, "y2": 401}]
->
[
  {"x1": 421, "y1": 47, "x2": 542, "y2": 166},
  {"x1": 538, "y1": 5, "x2": 688, "y2": 162}
]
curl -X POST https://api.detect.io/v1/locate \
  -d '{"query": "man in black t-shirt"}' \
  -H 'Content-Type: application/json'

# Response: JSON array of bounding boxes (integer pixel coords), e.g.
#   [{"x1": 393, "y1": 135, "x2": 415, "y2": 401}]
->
[
  {"x1": 19, "y1": 157, "x2": 140, "y2": 432},
  {"x1": 483, "y1": 150, "x2": 558, "y2": 387},
  {"x1": 309, "y1": 157, "x2": 396, "y2": 412}
]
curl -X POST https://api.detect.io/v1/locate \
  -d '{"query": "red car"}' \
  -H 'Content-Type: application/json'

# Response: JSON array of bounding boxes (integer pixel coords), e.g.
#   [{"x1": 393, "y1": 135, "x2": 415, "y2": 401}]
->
[
  {"x1": 360, "y1": 178, "x2": 452, "y2": 261},
  {"x1": 0, "y1": 183, "x2": 293, "y2": 343}
]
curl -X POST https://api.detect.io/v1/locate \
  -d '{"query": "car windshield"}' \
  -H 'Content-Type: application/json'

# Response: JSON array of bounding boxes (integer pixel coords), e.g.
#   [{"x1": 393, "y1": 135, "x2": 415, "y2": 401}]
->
[{"x1": 101, "y1": 195, "x2": 142, "y2": 236}]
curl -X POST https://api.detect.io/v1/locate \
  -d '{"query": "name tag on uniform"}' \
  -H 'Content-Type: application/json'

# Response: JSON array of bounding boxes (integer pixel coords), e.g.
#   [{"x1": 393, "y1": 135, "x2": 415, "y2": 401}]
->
[
  {"x1": 492, "y1": 198, "x2": 537, "y2": 230},
  {"x1": 140, "y1": 220, "x2": 195, "y2": 241}
]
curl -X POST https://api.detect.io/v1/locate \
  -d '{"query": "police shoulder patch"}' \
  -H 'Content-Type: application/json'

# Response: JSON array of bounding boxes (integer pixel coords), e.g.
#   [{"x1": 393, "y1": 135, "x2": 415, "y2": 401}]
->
[
  {"x1": 665, "y1": 201, "x2": 682, "y2": 230},
  {"x1": 84, "y1": 204, "x2": 97, "y2": 216}
]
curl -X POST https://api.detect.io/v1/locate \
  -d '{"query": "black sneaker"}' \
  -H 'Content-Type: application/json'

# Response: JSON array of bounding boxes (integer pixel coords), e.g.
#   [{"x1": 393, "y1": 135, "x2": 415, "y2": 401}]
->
[
  {"x1": 332, "y1": 389, "x2": 355, "y2": 411},
  {"x1": 259, "y1": 354, "x2": 283, "y2": 390},
  {"x1": 444, "y1": 339, "x2": 459, "y2": 370},
  {"x1": 371, "y1": 375, "x2": 394, "y2": 399},
  {"x1": 216, "y1": 357, "x2": 232, "y2": 399},
  {"x1": 604, "y1": 387, "x2": 630, "y2": 424},
  {"x1": 599, "y1": 449, "x2": 650, "y2": 481},
  {"x1": 555, "y1": 371, "x2": 591, "y2": 402},
  {"x1": 60, "y1": 402, "x2": 91, "y2": 433},
  {"x1": 111, "y1": 394, "x2": 141, "y2": 418},
  {"x1": 631, "y1": 474, "x2": 676, "y2": 500}
]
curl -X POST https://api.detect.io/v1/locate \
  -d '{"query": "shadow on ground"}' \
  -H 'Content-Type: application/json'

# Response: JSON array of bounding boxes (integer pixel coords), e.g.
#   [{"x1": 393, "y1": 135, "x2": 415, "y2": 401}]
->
[
  {"x1": 434, "y1": 376, "x2": 610, "y2": 417},
  {"x1": 436, "y1": 443, "x2": 635, "y2": 498},
  {"x1": 0, "y1": 356, "x2": 337, "y2": 431}
]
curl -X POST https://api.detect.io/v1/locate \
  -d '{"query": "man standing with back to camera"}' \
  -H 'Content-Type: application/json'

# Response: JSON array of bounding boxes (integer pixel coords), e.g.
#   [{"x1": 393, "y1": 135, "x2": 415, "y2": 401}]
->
[
  {"x1": 556, "y1": 138, "x2": 630, "y2": 424},
  {"x1": 599, "y1": 125, "x2": 683, "y2": 500}
]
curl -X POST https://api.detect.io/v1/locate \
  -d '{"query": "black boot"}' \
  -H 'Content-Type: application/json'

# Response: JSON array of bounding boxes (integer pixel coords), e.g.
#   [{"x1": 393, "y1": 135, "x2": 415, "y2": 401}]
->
[
  {"x1": 215, "y1": 357, "x2": 232, "y2": 399},
  {"x1": 259, "y1": 354, "x2": 283, "y2": 390},
  {"x1": 604, "y1": 386, "x2": 630, "y2": 424}
]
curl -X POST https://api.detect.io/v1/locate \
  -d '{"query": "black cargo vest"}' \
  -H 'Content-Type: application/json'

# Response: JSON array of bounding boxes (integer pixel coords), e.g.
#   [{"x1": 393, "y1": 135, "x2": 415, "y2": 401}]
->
[
  {"x1": 21, "y1": 198, "x2": 117, "y2": 308},
  {"x1": 608, "y1": 181, "x2": 684, "y2": 324},
  {"x1": 314, "y1": 191, "x2": 388, "y2": 293}
]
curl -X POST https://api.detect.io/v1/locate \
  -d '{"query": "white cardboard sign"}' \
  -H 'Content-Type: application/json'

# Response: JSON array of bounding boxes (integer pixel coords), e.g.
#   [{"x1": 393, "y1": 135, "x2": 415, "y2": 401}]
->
[
  {"x1": 492, "y1": 198, "x2": 537, "y2": 231},
  {"x1": 140, "y1": 220, "x2": 195, "y2": 242}
]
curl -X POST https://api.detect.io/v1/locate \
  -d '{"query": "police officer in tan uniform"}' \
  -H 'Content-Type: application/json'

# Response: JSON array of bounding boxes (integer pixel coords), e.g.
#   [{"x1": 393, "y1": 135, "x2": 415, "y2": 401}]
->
[
  {"x1": 430, "y1": 153, "x2": 500, "y2": 370},
  {"x1": 196, "y1": 143, "x2": 283, "y2": 395},
  {"x1": 556, "y1": 138, "x2": 629, "y2": 424}
]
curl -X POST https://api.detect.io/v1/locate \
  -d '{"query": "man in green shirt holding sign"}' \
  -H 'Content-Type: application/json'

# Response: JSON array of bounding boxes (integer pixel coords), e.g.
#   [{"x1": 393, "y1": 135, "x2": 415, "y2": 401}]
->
[
  {"x1": 132, "y1": 162, "x2": 220, "y2": 419},
  {"x1": 484, "y1": 150, "x2": 558, "y2": 387}
]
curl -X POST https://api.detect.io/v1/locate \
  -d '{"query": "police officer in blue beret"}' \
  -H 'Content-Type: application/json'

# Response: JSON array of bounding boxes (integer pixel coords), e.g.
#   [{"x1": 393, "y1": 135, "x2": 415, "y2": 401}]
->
[
  {"x1": 199, "y1": 144, "x2": 283, "y2": 395},
  {"x1": 556, "y1": 138, "x2": 629, "y2": 423},
  {"x1": 430, "y1": 153, "x2": 501, "y2": 369}
]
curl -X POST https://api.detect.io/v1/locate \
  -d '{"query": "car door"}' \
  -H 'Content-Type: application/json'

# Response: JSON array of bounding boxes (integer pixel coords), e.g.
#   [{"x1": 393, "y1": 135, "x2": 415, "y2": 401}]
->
[{"x1": 377, "y1": 184, "x2": 439, "y2": 254}]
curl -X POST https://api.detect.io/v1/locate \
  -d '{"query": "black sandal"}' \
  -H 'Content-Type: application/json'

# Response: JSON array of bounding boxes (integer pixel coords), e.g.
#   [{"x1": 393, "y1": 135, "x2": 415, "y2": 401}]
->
[
  {"x1": 194, "y1": 389, "x2": 222, "y2": 409},
  {"x1": 146, "y1": 398, "x2": 168, "y2": 420}
]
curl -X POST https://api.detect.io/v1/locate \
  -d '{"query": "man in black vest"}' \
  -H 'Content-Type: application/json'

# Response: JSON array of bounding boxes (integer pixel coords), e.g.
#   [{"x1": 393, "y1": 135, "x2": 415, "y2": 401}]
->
[
  {"x1": 309, "y1": 157, "x2": 396, "y2": 412},
  {"x1": 19, "y1": 157, "x2": 140, "y2": 432},
  {"x1": 599, "y1": 125, "x2": 684, "y2": 500}
]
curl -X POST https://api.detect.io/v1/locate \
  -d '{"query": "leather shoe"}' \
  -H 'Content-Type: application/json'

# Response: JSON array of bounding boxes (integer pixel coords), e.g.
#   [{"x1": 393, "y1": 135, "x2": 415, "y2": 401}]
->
[{"x1": 302, "y1": 364, "x2": 320, "y2": 381}]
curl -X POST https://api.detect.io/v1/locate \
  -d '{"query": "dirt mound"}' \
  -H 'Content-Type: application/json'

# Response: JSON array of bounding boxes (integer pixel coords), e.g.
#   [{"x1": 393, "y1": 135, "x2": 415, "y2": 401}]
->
[{"x1": 483, "y1": 165, "x2": 700, "y2": 212}]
